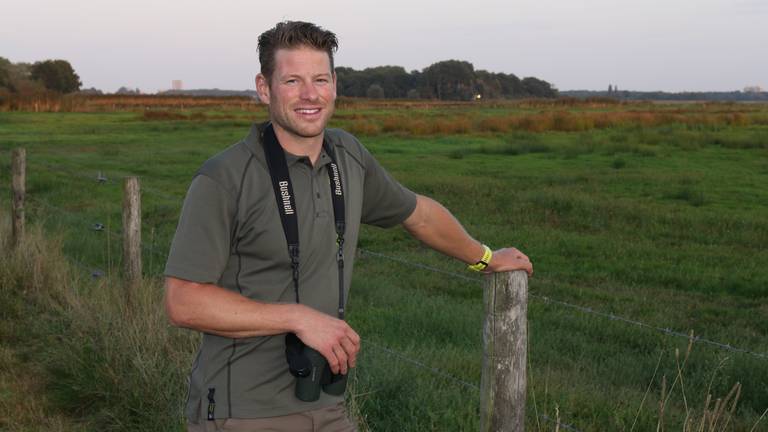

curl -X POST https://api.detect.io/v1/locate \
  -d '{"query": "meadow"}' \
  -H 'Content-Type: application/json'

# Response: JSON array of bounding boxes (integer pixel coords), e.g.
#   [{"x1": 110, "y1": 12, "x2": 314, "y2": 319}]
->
[{"x1": 1, "y1": 99, "x2": 767, "y2": 431}]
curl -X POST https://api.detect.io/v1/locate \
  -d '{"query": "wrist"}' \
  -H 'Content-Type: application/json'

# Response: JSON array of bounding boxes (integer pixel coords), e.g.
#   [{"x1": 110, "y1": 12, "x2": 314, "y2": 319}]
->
[
  {"x1": 285, "y1": 303, "x2": 310, "y2": 334},
  {"x1": 467, "y1": 244, "x2": 493, "y2": 272}
]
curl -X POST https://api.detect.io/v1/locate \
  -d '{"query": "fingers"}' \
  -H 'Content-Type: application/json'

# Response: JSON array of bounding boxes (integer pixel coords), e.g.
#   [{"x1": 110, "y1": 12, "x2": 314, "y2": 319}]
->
[
  {"x1": 298, "y1": 311, "x2": 360, "y2": 375},
  {"x1": 331, "y1": 345, "x2": 348, "y2": 375},
  {"x1": 332, "y1": 329, "x2": 360, "y2": 374},
  {"x1": 340, "y1": 334, "x2": 359, "y2": 368},
  {"x1": 488, "y1": 247, "x2": 534, "y2": 276},
  {"x1": 325, "y1": 334, "x2": 359, "y2": 375}
]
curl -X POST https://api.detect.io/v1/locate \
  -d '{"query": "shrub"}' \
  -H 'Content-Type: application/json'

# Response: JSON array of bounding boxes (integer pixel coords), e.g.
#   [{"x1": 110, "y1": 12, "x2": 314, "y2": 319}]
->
[{"x1": 348, "y1": 120, "x2": 382, "y2": 136}]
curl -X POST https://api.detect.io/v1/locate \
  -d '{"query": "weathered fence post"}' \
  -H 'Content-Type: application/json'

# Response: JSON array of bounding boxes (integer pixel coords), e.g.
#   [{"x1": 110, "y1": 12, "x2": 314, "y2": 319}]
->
[
  {"x1": 480, "y1": 270, "x2": 528, "y2": 432},
  {"x1": 11, "y1": 148, "x2": 26, "y2": 248},
  {"x1": 122, "y1": 177, "x2": 141, "y2": 288}
]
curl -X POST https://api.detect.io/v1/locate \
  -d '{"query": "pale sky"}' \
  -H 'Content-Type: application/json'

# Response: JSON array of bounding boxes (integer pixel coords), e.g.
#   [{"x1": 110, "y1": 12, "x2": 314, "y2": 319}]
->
[{"x1": 2, "y1": 0, "x2": 766, "y2": 93}]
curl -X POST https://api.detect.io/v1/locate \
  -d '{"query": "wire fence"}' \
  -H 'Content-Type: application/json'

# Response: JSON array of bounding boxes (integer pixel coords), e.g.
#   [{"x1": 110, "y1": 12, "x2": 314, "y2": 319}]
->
[
  {"x1": 27, "y1": 192, "x2": 170, "y2": 264},
  {"x1": 7, "y1": 159, "x2": 768, "y2": 431},
  {"x1": 8, "y1": 175, "x2": 585, "y2": 429},
  {"x1": 358, "y1": 249, "x2": 768, "y2": 361},
  {"x1": 29, "y1": 175, "x2": 768, "y2": 364},
  {"x1": 31, "y1": 160, "x2": 182, "y2": 204}
]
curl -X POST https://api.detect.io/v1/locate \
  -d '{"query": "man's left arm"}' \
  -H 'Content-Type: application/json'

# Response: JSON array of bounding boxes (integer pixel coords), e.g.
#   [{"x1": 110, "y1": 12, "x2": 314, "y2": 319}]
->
[{"x1": 402, "y1": 194, "x2": 533, "y2": 275}]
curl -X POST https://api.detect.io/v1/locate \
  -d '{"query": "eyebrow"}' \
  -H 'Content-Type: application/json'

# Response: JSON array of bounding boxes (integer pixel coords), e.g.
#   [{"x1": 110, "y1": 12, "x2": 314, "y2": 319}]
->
[{"x1": 281, "y1": 72, "x2": 333, "y2": 80}]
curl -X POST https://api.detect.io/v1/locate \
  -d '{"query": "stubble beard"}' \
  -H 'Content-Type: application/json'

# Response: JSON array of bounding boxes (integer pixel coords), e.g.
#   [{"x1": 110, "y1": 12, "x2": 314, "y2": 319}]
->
[{"x1": 270, "y1": 98, "x2": 335, "y2": 140}]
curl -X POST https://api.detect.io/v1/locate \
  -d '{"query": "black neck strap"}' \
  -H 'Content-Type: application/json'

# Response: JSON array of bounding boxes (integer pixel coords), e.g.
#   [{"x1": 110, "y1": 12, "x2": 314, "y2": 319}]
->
[{"x1": 262, "y1": 123, "x2": 347, "y2": 319}]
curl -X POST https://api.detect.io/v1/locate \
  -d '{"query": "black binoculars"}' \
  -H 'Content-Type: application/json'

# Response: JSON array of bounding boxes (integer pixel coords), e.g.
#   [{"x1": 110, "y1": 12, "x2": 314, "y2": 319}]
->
[{"x1": 285, "y1": 333, "x2": 348, "y2": 402}]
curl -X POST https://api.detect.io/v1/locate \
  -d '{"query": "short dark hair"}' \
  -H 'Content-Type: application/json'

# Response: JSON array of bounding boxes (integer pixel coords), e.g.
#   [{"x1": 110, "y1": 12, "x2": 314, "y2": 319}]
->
[{"x1": 258, "y1": 21, "x2": 338, "y2": 80}]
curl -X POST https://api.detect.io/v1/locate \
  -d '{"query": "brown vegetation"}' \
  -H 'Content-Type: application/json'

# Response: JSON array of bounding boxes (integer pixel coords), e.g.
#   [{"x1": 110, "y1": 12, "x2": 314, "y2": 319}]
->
[
  {"x1": 0, "y1": 93, "x2": 263, "y2": 112},
  {"x1": 342, "y1": 107, "x2": 768, "y2": 136}
]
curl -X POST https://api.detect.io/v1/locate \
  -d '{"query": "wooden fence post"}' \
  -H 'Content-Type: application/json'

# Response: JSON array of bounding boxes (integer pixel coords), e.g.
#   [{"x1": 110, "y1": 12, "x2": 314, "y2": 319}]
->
[
  {"x1": 122, "y1": 177, "x2": 141, "y2": 288},
  {"x1": 11, "y1": 148, "x2": 26, "y2": 248},
  {"x1": 480, "y1": 270, "x2": 528, "y2": 432}
]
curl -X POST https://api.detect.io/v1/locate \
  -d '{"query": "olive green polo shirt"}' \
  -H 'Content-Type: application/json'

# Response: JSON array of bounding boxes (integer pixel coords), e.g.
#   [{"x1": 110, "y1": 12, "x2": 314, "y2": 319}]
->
[{"x1": 164, "y1": 122, "x2": 417, "y2": 421}]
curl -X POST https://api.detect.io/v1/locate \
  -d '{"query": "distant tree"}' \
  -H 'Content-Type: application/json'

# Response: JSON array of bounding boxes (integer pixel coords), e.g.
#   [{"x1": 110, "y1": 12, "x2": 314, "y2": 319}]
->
[
  {"x1": 11, "y1": 77, "x2": 47, "y2": 96},
  {"x1": 116, "y1": 86, "x2": 141, "y2": 95},
  {"x1": 410, "y1": 70, "x2": 430, "y2": 99},
  {"x1": 335, "y1": 66, "x2": 365, "y2": 97},
  {"x1": 496, "y1": 73, "x2": 523, "y2": 98},
  {"x1": 1, "y1": 61, "x2": 33, "y2": 92},
  {"x1": 475, "y1": 70, "x2": 502, "y2": 99},
  {"x1": 79, "y1": 87, "x2": 103, "y2": 95},
  {"x1": 423, "y1": 60, "x2": 475, "y2": 100},
  {"x1": 336, "y1": 60, "x2": 556, "y2": 100},
  {"x1": 365, "y1": 66, "x2": 412, "y2": 97},
  {"x1": 521, "y1": 77, "x2": 558, "y2": 98},
  {"x1": 336, "y1": 65, "x2": 414, "y2": 98},
  {"x1": 366, "y1": 83, "x2": 385, "y2": 99},
  {"x1": 0, "y1": 57, "x2": 11, "y2": 89},
  {"x1": 30, "y1": 59, "x2": 81, "y2": 93}
]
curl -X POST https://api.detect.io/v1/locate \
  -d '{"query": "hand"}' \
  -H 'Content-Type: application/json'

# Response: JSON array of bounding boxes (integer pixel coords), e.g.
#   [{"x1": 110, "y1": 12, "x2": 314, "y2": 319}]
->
[
  {"x1": 293, "y1": 305, "x2": 360, "y2": 375},
  {"x1": 486, "y1": 247, "x2": 533, "y2": 277}
]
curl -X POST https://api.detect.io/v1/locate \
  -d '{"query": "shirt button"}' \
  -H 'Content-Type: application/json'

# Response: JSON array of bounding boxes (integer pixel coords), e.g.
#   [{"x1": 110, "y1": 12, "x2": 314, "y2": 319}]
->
[{"x1": 316, "y1": 192, "x2": 321, "y2": 198}]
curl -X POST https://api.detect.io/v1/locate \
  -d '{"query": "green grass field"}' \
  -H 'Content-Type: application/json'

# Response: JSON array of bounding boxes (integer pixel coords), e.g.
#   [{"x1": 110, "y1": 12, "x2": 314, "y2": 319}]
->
[{"x1": 1, "y1": 101, "x2": 767, "y2": 431}]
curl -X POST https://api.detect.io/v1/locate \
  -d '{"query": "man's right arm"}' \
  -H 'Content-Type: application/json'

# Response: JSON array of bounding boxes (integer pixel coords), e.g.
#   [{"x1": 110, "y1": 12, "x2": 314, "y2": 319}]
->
[{"x1": 164, "y1": 276, "x2": 360, "y2": 374}]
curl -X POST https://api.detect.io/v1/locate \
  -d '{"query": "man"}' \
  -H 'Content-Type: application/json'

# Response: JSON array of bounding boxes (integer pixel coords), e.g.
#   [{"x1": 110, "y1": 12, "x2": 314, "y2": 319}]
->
[{"x1": 164, "y1": 21, "x2": 532, "y2": 432}]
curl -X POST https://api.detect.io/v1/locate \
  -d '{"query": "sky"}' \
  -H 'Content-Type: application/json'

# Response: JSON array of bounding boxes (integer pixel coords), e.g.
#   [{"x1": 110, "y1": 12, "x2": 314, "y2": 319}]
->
[{"x1": 2, "y1": 0, "x2": 766, "y2": 93}]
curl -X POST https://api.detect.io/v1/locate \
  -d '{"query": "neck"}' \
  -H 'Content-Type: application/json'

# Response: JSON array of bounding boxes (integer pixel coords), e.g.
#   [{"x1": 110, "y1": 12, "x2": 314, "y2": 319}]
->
[{"x1": 271, "y1": 123, "x2": 324, "y2": 164}]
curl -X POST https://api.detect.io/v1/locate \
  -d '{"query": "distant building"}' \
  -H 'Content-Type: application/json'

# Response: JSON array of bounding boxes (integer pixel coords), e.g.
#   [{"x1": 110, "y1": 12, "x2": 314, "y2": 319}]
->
[
  {"x1": 744, "y1": 85, "x2": 763, "y2": 93},
  {"x1": 172, "y1": 80, "x2": 183, "y2": 91}
]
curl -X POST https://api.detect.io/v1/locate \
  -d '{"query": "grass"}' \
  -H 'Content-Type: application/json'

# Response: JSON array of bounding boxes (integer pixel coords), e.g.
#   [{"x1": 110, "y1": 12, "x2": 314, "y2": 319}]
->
[
  {"x1": 0, "y1": 215, "x2": 196, "y2": 431},
  {"x1": 1, "y1": 101, "x2": 767, "y2": 430}
]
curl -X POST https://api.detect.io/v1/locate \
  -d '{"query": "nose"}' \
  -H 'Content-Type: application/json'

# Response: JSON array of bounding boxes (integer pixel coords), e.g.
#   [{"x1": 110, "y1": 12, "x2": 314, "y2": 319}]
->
[{"x1": 299, "y1": 81, "x2": 319, "y2": 101}]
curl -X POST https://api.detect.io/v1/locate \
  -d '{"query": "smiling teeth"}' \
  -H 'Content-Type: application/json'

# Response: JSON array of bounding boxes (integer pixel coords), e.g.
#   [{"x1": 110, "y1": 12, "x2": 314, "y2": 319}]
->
[{"x1": 297, "y1": 109, "x2": 320, "y2": 114}]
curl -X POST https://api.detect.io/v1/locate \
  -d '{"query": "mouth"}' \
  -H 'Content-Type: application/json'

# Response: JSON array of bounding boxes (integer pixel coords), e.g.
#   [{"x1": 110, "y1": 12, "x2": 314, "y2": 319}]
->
[{"x1": 295, "y1": 108, "x2": 322, "y2": 116}]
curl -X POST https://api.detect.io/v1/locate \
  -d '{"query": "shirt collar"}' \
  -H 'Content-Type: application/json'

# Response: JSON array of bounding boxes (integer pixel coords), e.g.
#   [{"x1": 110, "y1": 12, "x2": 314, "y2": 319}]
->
[{"x1": 245, "y1": 122, "x2": 333, "y2": 169}]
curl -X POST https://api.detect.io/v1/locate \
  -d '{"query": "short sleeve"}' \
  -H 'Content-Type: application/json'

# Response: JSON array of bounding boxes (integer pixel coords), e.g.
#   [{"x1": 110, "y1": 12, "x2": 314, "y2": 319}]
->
[
  {"x1": 164, "y1": 174, "x2": 236, "y2": 283},
  {"x1": 360, "y1": 146, "x2": 417, "y2": 228}
]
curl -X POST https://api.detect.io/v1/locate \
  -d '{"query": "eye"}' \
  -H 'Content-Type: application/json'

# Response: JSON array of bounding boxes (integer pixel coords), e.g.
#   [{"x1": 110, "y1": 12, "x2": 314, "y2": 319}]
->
[{"x1": 285, "y1": 79, "x2": 298, "y2": 85}]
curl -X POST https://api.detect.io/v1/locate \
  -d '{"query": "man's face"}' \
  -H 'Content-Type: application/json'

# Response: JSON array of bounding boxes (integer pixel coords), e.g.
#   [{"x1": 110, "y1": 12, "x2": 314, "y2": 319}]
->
[{"x1": 256, "y1": 46, "x2": 336, "y2": 141}]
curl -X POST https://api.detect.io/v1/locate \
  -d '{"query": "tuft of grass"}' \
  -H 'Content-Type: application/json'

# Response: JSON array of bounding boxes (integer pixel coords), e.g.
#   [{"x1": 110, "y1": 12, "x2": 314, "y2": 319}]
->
[
  {"x1": 612, "y1": 158, "x2": 627, "y2": 169},
  {"x1": 668, "y1": 186, "x2": 707, "y2": 207},
  {"x1": 0, "y1": 214, "x2": 197, "y2": 431}
]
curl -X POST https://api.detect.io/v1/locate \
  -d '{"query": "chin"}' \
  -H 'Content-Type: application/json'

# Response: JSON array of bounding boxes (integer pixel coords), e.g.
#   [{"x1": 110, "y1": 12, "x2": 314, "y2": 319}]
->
[{"x1": 285, "y1": 126, "x2": 325, "y2": 139}]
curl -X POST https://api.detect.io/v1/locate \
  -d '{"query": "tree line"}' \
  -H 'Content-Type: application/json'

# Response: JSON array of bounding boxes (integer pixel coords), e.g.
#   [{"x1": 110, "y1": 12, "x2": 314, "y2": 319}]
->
[
  {"x1": 1, "y1": 56, "x2": 558, "y2": 100},
  {"x1": 0, "y1": 57, "x2": 82, "y2": 95},
  {"x1": 336, "y1": 60, "x2": 557, "y2": 100}
]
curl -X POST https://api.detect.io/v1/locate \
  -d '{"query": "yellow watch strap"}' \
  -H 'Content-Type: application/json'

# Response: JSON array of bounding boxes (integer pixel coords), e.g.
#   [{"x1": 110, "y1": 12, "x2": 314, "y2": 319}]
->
[{"x1": 467, "y1": 244, "x2": 492, "y2": 272}]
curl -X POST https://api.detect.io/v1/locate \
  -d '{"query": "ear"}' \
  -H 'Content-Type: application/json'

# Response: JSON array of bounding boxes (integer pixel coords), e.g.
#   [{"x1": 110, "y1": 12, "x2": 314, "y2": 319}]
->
[{"x1": 255, "y1": 73, "x2": 270, "y2": 105}]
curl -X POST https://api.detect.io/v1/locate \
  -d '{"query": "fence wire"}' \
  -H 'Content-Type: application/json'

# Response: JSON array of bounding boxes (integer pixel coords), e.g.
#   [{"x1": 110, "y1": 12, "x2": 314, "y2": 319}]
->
[
  {"x1": 7, "y1": 161, "x2": 763, "y2": 431},
  {"x1": 364, "y1": 338, "x2": 480, "y2": 391},
  {"x1": 29, "y1": 195, "x2": 169, "y2": 262},
  {"x1": 359, "y1": 248, "x2": 768, "y2": 361},
  {"x1": 31, "y1": 160, "x2": 182, "y2": 204},
  {"x1": 21, "y1": 189, "x2": 768, "y2": 361},
  {"x1": 364, "y1": 339, "x2": 583, "y2": 431}
]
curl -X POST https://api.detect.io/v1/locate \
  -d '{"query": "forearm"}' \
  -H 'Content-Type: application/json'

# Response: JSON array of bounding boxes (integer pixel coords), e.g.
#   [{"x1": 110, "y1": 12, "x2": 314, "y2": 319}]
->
[
  {"x1": 164, "y1": 276, "x2": 361, "y2": 373},
  {"x1": 164, "y1": 276, "x2": 305, "y2": 338},
  {"x1": 402, "y1": 195, "x2": 486, "y2": 265},
  {"x1": 403, "y1": 194, "x2": 534, "y2": 276}
]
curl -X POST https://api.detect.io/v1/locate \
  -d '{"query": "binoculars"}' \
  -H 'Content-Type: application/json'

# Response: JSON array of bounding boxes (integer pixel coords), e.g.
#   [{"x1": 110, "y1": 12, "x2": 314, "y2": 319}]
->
[{"x1": 285, "y1": 333, "x2": 348, "y2": 402}]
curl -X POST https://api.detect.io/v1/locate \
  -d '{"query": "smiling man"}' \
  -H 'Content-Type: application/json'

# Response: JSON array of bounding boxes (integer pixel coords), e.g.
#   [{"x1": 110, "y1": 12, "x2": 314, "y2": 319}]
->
[{"x1": 164, "y1": 21, "x2": 532, "y2": 432}]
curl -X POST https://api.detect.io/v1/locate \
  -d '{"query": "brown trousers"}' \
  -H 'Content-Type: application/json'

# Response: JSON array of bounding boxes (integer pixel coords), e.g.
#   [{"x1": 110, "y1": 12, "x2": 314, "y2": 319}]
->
[{"x1": 186, "y1": 402, "x2": 357, "y2": 432}]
